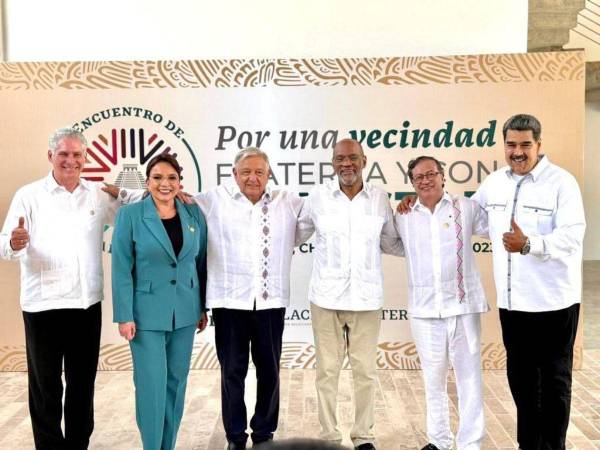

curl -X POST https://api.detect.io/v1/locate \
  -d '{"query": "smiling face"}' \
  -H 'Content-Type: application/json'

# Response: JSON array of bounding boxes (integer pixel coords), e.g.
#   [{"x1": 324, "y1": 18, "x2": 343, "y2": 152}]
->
[
  {"x1": 332, "y1": 140, "x2": 366, "y2": 188},
  {"x1": 233, "y1": 155, "x2": 270, "y2": 204},
  {"x1": 504, "y1": 129, "x2": 541, "y2": 175},
  {"x1": 146, "y1": 161, "x2": 180, "y2": 204},
  {"x1": 411, "y1": 159, "x2": 445, "y2": 205},
  {"x1": 47, "y1": 136, "x2": 86, "y2": 187}
]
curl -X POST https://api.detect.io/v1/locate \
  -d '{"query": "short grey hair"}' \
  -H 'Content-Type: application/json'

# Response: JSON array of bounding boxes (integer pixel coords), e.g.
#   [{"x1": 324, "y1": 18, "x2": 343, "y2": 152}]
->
[
  {"x1": 234, "y1": 147, "x2": 270, "y2": 168},
  {"x1": 49, "y1": 127, "x2": 88, "y2": 154}
]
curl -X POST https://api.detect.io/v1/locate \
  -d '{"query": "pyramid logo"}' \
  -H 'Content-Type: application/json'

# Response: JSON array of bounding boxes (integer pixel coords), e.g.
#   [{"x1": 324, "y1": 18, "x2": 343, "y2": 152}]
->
[{"x1": 75, "y1": 109, "x2": 201, "y2": 192}]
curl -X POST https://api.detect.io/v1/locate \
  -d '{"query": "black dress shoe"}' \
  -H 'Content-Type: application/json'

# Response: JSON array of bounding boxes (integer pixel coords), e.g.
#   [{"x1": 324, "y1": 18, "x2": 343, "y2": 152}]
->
[
  {"x1": 420, "y1": 444, "x2": 440, "y2": 450},
  {"x1": 355, "y1": 444, "x2": 376, "y2": 450},
  {"x1": 228, "y1": 442, "x2": 246, "y2": 450}
]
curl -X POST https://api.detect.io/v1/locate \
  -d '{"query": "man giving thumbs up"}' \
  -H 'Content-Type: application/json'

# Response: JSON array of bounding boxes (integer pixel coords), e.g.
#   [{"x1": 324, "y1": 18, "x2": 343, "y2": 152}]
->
[
  {"x1": 10, "y1": 217, "x2": 29, "y2": 251},
  {"x1": 471, "y1": 114, "x2": 585, "y2": 450},
  {"x1": 0, "y1": 127, "x2": 133, "y2": 450}
]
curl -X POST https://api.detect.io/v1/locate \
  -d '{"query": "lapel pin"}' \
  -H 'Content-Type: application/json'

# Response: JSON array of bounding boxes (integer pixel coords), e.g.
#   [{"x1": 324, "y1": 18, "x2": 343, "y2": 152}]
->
[
  {"x1": 443, "y1": 222, "x2": 449, "y2": 229},
  {"x1": 189, "y1": 226, "x2": 195, "y2": 232}
]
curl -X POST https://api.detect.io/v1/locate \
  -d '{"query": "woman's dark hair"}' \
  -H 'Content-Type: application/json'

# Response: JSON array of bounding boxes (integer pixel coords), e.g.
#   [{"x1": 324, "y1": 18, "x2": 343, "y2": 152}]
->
[{"x1": 145, "y1": 153, "x2": 182, "y2": 178}]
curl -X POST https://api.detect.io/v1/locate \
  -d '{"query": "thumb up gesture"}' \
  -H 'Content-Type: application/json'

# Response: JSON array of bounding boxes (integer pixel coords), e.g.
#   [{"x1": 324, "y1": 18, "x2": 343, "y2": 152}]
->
[
  {"x1": 502, "y1": 218, "x2": 527, "y2": 253},
  {"x1": 10, "y1": 217, "x2": 29, "y2": 251}
]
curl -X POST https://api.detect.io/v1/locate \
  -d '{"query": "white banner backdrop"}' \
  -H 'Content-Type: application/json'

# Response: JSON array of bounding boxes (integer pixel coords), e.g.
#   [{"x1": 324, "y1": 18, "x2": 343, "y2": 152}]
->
[{"x1": 0, "y1": 51, "x2": 585, "y2": 370}]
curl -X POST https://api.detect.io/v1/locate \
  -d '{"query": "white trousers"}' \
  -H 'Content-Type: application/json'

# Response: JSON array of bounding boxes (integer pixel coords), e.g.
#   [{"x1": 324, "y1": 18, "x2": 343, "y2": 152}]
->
[{"x1": 410, "y1": 313, "x2": 484, "y2": 450}]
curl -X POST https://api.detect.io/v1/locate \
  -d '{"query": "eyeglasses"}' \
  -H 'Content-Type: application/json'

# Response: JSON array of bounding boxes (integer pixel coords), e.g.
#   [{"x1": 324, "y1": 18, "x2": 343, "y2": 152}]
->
[{"x1": 412, "y1": 171, "x2": 441, "y2": 183}]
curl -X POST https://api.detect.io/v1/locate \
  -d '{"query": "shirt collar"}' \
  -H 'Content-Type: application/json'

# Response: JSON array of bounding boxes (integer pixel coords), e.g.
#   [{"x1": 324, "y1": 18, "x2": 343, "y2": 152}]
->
[
  {"x1": 230, "y1": 183, "x2": 272, "y2": 202},
  {"x1": 327, "y1": 179, "x2": 372, "y2": 199},
  {"x1": 44, "y1": 171, "x2": 89, "y2": 193},
  {"x1": 504, "y1": 154, "x2": 549, "y2": 182},
  {"x1": 413, "y1": 191, "x2": 451, "y2": 212}
]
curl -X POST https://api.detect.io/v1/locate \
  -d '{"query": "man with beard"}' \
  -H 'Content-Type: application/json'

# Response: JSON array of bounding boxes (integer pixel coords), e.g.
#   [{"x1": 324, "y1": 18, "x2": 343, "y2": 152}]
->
[
  {"x1": 297, "y1": 138, "x2": 399, "y2": 450},
  {"x1": 471, "y1": 114, "x2": 585, "y2": 449}
]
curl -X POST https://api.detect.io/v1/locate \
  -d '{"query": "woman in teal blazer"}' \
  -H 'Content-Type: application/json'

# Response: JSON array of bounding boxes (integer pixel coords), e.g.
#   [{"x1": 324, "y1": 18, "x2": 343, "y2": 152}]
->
[{"x1": 111, "y1": 153, "x2": 208, "y2": 450}]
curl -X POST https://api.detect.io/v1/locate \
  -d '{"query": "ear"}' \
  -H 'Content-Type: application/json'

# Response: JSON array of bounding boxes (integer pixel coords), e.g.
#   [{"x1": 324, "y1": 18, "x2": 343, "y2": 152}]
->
[
  {"x1": 47, "y1": 150, "x2": 53, "y2": 163},
  {"x1": 232, "y1": 167, "x2": 238, "y2": 177}
]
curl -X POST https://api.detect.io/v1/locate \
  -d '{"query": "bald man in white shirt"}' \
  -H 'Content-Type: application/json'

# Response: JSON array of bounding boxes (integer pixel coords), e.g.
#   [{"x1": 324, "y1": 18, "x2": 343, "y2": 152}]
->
[{"x1": 297, "y1": 139, "x2": 399, "y2": 450}]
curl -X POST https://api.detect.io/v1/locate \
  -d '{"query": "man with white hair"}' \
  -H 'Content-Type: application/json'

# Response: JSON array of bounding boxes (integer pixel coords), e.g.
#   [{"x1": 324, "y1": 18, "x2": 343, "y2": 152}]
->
[
  {"x1": 0, "y1": 128, "x2": 128, "y2": 449},
  {"x1": 194, "y1": 147, "x2": 304, "y2": 450}
]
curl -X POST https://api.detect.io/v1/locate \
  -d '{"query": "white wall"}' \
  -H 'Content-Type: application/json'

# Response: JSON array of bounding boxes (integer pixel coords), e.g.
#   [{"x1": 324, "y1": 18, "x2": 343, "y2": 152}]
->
[{"x1": 4, "y1": 0, "x2": 527, "y2": 61}]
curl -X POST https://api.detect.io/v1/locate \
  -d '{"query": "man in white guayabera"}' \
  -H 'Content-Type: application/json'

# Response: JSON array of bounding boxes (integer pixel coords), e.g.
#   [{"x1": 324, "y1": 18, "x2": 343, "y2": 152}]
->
[
  {"x1": 395, "y1": 155, "x2": 489, "y2": 450},
  {"x1": 472, "y1": 114, "x2": 585, "y2": 450},
  {"x1": 108, "y1": 148, "x2": 306, "y2": 450},
  {"x1": 297, "y1": 138, "x2": 400, "y2": 450},
  {"x1": 0, "y1": 127, "x2": 132, "y2": 450}
]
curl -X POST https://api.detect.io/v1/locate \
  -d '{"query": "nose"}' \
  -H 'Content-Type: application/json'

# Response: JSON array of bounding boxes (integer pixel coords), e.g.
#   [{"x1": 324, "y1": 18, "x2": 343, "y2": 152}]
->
[{"x1": 65, "y1": 155, "x2": 78, "y2": 165}]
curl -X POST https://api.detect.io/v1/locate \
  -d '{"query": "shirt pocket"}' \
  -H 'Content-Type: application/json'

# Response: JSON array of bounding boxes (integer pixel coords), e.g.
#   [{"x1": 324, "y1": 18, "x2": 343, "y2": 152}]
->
[
  {"x1": 317, "y1": 267, "x2": 349, "y2": 297},
  {"x1": 85, "y1": 204, "x2": 106, "y2": 232},
  {"x1": 484, "y1": 200, "x2": 508, "y2": 233},
  {"x1": 359, "y1": 214, "x2": 385, "y2": 235},
  {"x1": 519, "y1": 203, "x2": 554, "y2": 235},
  {"x1": 40, "y1": 268, "x2": 78, "y2": 299},
  {"x1": 358, "y1": 271, "x2": 383, "y2": 301},
  {"x1": 316, "y1": 214, "x2": 345, "y2": 269},
  {"x1": 316, "y1": 214, "x2": 341, "y2": 234},
  {"x1": 484, "y1": 201, "x2": 507, "y2": 213},
  {"x1": 135, "y1": 279, "x2": 153, "y2": 293},
  {"x1": 360, "y1": 214, "x2": 385, "y2": 271}
]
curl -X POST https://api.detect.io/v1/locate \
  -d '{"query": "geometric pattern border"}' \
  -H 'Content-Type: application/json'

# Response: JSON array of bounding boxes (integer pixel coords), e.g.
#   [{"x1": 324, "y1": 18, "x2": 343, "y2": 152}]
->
[
  {"x1": 0, "y1": 342, "x2": 584, "y2": 371},
  {"x1": 0, "y1": 52, "x2": 584, "y2": 90}
]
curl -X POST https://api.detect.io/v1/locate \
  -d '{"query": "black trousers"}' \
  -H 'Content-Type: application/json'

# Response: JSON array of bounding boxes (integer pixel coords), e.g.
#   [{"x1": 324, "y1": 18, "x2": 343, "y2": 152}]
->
[
  {"x1": 499, "y1": 303, "x2": 580, "y2": 450},
  {"x1": 23, "y1": 302, "x2": 102, "y2": 450},
  {"x1": 212, "y1": 307, "x2": 285, "y2": 445}
]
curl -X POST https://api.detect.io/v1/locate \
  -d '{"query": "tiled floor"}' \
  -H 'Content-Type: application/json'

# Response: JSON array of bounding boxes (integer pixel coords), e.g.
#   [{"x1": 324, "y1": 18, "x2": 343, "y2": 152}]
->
[{"x1": 1, "y1": 262, "x2": 599, "y2": 449}]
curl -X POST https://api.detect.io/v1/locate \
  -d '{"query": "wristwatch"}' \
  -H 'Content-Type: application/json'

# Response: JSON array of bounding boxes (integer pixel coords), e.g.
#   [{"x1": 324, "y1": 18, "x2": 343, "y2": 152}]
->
[{"x1": 520, "y1": 237, "x2": 531, "y2": 255}]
